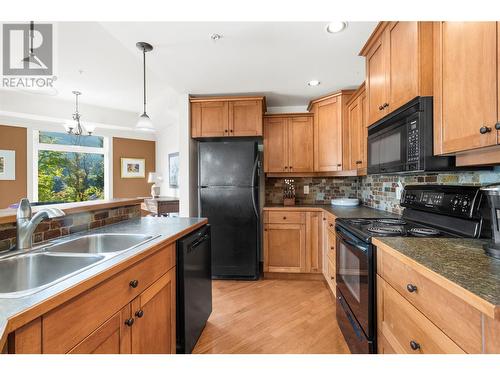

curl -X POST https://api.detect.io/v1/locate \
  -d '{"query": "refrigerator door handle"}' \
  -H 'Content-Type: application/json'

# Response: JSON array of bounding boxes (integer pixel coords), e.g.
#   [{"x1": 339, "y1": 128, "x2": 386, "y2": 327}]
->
[
  {"x1": 251, "y1": 187, "x2": 259, "y2": 220},
  {"x1": 251, "y1": 154, "x2": 259, "y2": 188}
]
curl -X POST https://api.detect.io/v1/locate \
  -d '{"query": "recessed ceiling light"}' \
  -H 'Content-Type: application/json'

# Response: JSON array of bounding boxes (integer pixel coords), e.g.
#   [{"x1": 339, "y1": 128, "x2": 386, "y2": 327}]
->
[
  {"x1": 308, "y1": 80, "x2": 320, "y2": 87},
  {"x1": 326, "y1": 22, "x2": 347, "y2": 33},
  {"x1": 211, "y1": 33, "x2": 222, "y2": 41}
]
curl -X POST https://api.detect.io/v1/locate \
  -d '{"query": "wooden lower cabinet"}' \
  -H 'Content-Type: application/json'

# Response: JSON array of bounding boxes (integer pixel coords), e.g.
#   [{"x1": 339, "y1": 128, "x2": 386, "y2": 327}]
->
[
  {"x1": 131, "y1": 269, "x2": 176, "y2": 354},
  {"x1": 263, "y1": 209, "x2": 324, "y2": 276},
  {"x1": 8, "y1": 243, "x2": 177, "y2": 354}
]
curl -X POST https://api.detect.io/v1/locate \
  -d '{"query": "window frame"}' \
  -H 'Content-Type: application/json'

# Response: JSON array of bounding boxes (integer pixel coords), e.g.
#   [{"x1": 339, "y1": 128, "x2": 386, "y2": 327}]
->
[{"x1": 32, "y1": 130, "x2": 111, "y2": 203}]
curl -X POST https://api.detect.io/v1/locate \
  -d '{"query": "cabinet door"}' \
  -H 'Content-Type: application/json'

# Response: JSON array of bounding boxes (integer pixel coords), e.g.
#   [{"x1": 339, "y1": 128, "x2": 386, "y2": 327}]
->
[
  {"x1": 386, "y1": 22, "x2": 419, "y2": 112},
  {"x1": 366, "y1": 37, "x2": 387, "y2": 125},
  {"x1": 288, "y1": 116, "x2": 314, "y2": 172},
  {"x1": 194, "y1": 101, "x2": 229, "y2": 137},
  {"x1": 264, "y1": 223, "x2": 306, "y2": 273},
  {"x1": 68, "y1": 306, "x2": 131, "y2": 354},
  {"x1": 305, "y1": 211, "x2": 322, "y2": 273},
  {"x1": 131, "y1": 268, "x2": 176, "y2": 354},
  {"x1": 435, "y1": 22, "x2": 498, "y2": 154},
  {"x1": 313, "y1": 98, "x2": 342, "y2": 171},
  {"x1": 229, "y1": 100, "x2": 263, "y2": 136},
  {"x1": 264, "y1": 117, "x2": 288, "y2": 172},
  {"x1": 348, "y1": 93, "x2": 368, "y2": 170}
]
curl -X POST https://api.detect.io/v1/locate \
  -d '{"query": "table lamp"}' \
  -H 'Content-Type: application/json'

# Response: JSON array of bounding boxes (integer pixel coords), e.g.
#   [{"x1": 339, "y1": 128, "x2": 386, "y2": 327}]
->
[{"x1": 148, "y1": 172, "x2": 162, "y2": 198}]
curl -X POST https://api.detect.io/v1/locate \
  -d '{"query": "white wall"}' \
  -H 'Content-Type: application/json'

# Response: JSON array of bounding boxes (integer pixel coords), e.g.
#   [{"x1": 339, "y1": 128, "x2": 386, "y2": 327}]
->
[{"x1": 266, "y1": 105, "x2": 308, "y2": 114}]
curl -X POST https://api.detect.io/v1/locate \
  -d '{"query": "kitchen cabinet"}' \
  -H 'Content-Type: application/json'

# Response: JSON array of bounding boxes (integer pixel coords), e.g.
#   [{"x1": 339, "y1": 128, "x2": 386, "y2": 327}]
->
[
  {"x1": 322, "y1": 212, "x2": 337, "y2": 296},
  {"x1": 433, "y1": 22, "x2": 499, "y2": 156},
  {"x1": 375, "y1": 239, "x2": 500, "y2": 354},
  {"x1": 346, "y1": 83, "x2": 367, "y2": 172},
  {"x1": 263, "y1": 209, "x2": 322, "y2": 276},
  {"x1": 308, "y1": 90, "x2": 354, "y2": 172},
  {"x1": 263, "y1": 114, "x2": 314, "y2": 173},
  {"x1": 360, "y1": 22, "x2": 433, "y2": 127},
  {"x1": 191, "y1": 96, "x2": 265, "y2": 138},
  {"x1": 8, "y1": 243, "x2": 177, "y2": 354}
]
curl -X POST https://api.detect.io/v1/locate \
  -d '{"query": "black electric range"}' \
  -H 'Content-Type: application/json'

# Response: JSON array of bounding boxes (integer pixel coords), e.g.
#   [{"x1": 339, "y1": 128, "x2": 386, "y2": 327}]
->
[{"x1": 334, "y1": 184, "x2": 489, "y2": 354}]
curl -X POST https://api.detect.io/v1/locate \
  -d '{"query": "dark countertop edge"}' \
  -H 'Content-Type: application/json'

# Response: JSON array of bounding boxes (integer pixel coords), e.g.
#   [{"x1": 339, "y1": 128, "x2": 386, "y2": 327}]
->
[
  {"x1": 0, "y1": 217, "x2": 208, "y2": 351},
  {"x1": 372, "y1": 237, "x2": 499, "y2": 320}
]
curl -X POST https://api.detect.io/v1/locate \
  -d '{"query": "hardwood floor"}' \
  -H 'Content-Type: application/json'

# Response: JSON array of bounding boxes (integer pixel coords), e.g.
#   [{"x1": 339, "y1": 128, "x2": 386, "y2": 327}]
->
[{"x1": 193, "y1": 279, "x2": 350, "y2": 354}]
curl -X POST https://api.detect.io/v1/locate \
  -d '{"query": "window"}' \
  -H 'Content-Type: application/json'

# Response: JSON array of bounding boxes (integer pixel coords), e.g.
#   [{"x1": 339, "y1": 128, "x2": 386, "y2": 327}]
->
[{"x1": 34, "y1": 131, "x2": 109, "y2": 203}]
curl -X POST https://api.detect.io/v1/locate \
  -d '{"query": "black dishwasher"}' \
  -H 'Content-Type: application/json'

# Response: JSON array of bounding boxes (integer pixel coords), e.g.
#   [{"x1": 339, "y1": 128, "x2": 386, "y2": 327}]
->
[{"x1": 176, "y1": 224, "x2": 212, "y2": 353}]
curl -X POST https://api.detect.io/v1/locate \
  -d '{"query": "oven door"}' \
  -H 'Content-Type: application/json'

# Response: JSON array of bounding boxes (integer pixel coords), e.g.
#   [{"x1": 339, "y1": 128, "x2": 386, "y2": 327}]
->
[
  {"x1": 368, "y1": 117, "x2": 407, "y2": 174},
  {"x1": 335, "y1": 225, "x2": 373, "y2": 337}
]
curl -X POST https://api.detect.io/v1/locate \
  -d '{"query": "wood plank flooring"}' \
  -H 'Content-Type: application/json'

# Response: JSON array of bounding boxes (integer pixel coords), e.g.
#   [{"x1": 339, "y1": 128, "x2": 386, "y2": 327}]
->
[{"x1": 193, "y1": 279, "x2": 350, "y2": 354}]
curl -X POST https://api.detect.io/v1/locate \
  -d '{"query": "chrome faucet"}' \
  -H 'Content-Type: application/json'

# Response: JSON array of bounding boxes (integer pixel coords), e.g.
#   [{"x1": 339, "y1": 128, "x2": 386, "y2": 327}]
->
[{"x1": 16, "y1": 198, "x2": 65, "y2": 250}]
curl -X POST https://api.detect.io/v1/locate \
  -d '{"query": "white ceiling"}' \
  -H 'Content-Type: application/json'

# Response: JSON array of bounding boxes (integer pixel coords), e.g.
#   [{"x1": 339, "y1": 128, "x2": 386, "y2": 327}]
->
[{"x1": 2, "y1": 22, "x2": 377, "y2": 113}]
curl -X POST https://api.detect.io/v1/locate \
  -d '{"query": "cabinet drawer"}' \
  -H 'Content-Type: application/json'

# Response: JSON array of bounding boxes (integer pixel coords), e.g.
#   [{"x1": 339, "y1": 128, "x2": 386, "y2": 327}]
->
[
  {"x1": 267, "y1": 211, "x2": 305, "y2": 224},
  {"x1": 377, "y1": 246, "x2": 482, "y2": 353},
  {"x1": 42, "y1": 243, "x2": 175, "y2": 353},
  {"x1": 327, "y1": 230, "x2": 336, "y2": 262},
  {"x1": 326, "y1": 256, "x2": 336, "y2": 295},
  {"x1": 325, "y1": 213, "x2": 336, "y2": 233},
  {"x1": 377, "y1": 276, "x2": 465, "y2": 354}
]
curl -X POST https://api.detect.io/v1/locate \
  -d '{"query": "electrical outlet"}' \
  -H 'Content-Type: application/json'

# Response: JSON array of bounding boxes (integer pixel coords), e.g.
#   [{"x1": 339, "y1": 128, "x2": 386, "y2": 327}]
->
[
  {"x1": 304, "y1": 185, "x2": 310, "y2": 194},
  {"x1": 396, "y1": 181, "x2": 403, "y2": 200}
]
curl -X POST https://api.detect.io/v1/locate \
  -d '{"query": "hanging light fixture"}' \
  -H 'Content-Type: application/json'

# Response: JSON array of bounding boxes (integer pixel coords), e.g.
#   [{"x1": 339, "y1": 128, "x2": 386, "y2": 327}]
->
[
  {"x1": 64, "y1": 91, "x2": 95, "y2": 136},
  {"x1": 136, "y1": 41, "x2": 154, "y2": 131}
]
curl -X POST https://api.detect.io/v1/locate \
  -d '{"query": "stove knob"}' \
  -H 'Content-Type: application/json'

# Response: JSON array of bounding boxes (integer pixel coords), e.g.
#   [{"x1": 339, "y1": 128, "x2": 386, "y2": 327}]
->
[
  {"x1": 462, "y1": 199, "x2": 469, "y2": 207},
  {"x1": 452, "y1": 198, "x2": 460, "y2": 205}
]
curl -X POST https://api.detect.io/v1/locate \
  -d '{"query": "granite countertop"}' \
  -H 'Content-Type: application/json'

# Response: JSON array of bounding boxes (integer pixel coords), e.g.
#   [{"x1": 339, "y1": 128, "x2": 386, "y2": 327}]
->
[
  {"x1": 264, "y1": 204, "x2": 399, "y2": 219},
  {"x1": 0, "y1": 216, "x2": 207, "y2": 349},
  {"x1": 373, "y1": 237, "x2": 500, "y2": 308}
]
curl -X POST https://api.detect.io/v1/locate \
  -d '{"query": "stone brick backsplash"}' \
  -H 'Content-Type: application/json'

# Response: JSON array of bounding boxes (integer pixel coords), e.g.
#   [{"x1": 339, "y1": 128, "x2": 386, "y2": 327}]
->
[
  {"x1": 0, "y1": 204, "x2": 141, "y2": 252},
  {"x1": 265, "y1": 177, "x2": 359, "y2": 205},
  {"x1": 266, "y1": 169, "x2": 500, "y2": 214}
]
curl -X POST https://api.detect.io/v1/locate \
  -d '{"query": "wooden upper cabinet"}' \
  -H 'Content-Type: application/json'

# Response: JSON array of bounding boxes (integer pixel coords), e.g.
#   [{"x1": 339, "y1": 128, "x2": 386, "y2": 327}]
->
[
  {"x1": 191, "y1": 101, "x2": 228, "y2": 137},
  {"x1": 229, "y1": 100, "x2": 263, "y2": 136},
  {"x1": 264, "y1": 116, "x2": 287, "y2": 172},
  {"x1": 263, "y1": 114, "x2": 314, "y2": 173},
  {"x1": 365, "y1": 37, "x2": 387, "y2": 125},
  {"x1": 287, "y1": 116, "x2": 314, "y2": 173},
  {"x1": 434, "y1": 22, "x2": 498, "y2": 155},
  {"x1": 360, "y1": 22, "x2": 433, "y2": 127},
  {"x1": 190, "y1": 96, "x2": 265, "y2": 138},
  {"x1": 131, "y1": 268, "x2": 176, "y2": 354},
  {"x1": 346, "y1": 83, "x2": 367, "y2": 172},
  {"x1": 309, "y1": 91, "x2": 353, "y2": 172}
]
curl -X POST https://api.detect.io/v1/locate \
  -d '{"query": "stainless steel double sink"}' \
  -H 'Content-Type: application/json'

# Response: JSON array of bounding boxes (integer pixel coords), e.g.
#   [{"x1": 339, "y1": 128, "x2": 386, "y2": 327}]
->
[{"x1": 0, "y1": 233, "x2": 158, "y2": 298}]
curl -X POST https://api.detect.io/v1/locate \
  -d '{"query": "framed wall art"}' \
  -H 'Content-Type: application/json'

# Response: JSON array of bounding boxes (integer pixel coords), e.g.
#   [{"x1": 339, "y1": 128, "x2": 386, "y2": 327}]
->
[
  {"x1": 168, "y1": 152, "x2": 179, "y2": 188},
  {"x1": 0, "y1": 150, "x2": 15, "y2": 180},
  {"x1": 121, "y1": 157, "x2": 146, "y2": 178}
]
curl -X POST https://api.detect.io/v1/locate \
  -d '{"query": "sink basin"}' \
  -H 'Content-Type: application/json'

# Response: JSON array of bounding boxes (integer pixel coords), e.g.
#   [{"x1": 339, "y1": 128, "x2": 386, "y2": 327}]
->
[
  {"x1": 0, "y1": 253, "x2": 105, "y2": 297},
  {"x1": 48, "y1": 233, "x2": 154, "y2": 254}
]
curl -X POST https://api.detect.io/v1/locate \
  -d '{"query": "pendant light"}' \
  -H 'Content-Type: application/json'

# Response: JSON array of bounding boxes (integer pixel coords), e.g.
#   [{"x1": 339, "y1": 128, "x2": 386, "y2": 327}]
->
[
  {"x1": 136, "y1": 42, "x2": 154, "y2": 131},
  {"x1": 64, "y1": 91, "x2": 95, "y2": 136}
]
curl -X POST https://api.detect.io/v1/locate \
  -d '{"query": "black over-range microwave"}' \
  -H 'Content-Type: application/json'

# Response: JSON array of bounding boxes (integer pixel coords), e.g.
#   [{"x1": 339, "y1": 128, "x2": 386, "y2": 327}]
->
[{"x1": 367, "y1": 96, "x2": 455, "y2": 175}]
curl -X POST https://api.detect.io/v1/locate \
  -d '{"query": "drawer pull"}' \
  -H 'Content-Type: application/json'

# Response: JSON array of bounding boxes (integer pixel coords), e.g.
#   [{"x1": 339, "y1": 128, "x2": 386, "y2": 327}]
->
[
  {"x1": 480, "y1": 126, "x2": 492, "y2": 134},
  {"x1": 330, "y1": 276, "x2": 335, "y2": 280},
  {"x1": 283, "y1": 216, "x2": 287, "y2": 220},
  {"x1": 129, "y1": 279, "x2": 139, "y2": 288},
  {"x1": 135, "y1": 310, "x2": 144, "y2": 318},
  {"x1": 329, "y1": 223, "x2": 334, "y2": 227},
  {"x1": 124, "y1": 318, "x2": 134, "y2": 327},
  {"x1": 409, "y1": 340, "x2": 421, "y2": 351},
  {"x1": 495, "y1": 123, "x2": 500, "y2": 130},
  {"x1": 406, "y1": 283, "x2": 418, "y2": 293},
  {"x1": 330, "y1": 246, "x2": 334, "y2": 250}
]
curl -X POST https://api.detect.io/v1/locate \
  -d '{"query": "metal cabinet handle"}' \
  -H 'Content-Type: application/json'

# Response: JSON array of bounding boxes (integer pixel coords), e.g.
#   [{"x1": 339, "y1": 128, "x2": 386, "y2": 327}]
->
[
  {"x1": 124, "y1": 318, "x2": 134, "y2": 327},
  {"x1": 330, "y1": 246, "x2": 334, "y2": 250},
  {"x1": 284, "y1": 166, "x2": 288, "y2": 169},
  {"x1": 356, "y1": 160, "x2": 362, "y2": 164},
  {"x1": 283, "y1": 216, "x2": 287, "y2": 220},
  {"x1": 330, "y1": 276, "x2": 335, "y2": 280},
  {"x1": 410, "y1": 340, "x2": 421, "y2": 351},
  {"x1": 495, "y1": 123, "x2": 500, "y2": 130},
  {"x1": 135, "y1": 310, "x2": 144, "y2": 318},
  {"x1": 329, "y1": 223, "x2": 334, "y2": 227},
  {"x1": 224, "y1": 129, "x2": 228, "y2": 133},
  {"x1": 383, "y1": 102, "x2": 389, "y2": 108},
  {"x1": 480, "y1": 126, "x2": 492, "y2": 134},
  {"x1": 406, "y1": 283, "x2": 417, "y2": 293},
  {"x1": 378, "y1": 105, "x2": 384, "y2": 111},
  {"x1": 230, "y1": 129, "x2": 233, "y2": 133},
  {"x1": 289, "y1": 166, "x2": 293, "y2": 170},
  {"x1": 129, "y1": 279, "x2": 139, "y2": 288},
  {"x1": 337, "y1": 164, "x2": 342, "y2": 167}
]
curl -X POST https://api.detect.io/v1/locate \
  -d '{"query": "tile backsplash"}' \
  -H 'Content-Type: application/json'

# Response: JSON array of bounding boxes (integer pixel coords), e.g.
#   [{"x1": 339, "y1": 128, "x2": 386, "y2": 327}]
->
[
  {"x1": 266, "y1": 169, "x2": 500, "y2": 214},
  {"x1": 0, "y1": 204, "x2": 141, "y2": 252}
]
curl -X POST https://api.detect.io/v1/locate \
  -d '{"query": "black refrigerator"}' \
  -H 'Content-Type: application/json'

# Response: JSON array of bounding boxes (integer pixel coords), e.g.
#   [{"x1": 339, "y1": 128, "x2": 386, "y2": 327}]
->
[{"x1": 198, "y1": 141, "x2": 260, "y2": 280}]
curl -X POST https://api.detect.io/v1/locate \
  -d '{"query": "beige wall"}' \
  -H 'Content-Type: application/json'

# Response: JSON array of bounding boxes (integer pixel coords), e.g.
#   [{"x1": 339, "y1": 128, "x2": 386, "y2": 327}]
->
[
  {"x1": 113, "y1": 137, "x2": 156, "y2": 198},
  {"x1": 0, "y1": 125, "x2": 27, "y2": 208}
]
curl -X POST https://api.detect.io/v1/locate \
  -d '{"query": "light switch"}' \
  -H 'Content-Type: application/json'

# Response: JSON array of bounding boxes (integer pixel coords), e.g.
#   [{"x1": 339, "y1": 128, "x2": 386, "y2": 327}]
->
[{"x1": 304, "y1": 185, "x2": 309, "y2": 194}]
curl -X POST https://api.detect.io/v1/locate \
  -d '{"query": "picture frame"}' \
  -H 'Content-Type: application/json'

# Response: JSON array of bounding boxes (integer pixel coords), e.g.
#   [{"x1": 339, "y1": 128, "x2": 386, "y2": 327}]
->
[
  {"x1": 121, "y1": 157, "x2": 146, "y2": 179},
  {"x1": 168, "y1": 152, "x2": 179, "y2": 188},
  {"x1": 0, "y1": 150, "x2": 15, "y2": 180}
]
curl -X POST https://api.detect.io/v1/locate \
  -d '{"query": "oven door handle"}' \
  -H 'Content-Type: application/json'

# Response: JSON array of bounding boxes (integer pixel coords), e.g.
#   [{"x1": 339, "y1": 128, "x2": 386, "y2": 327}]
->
[{"x1": 336, "y1": 226, "x2": 369, "y2": 253}]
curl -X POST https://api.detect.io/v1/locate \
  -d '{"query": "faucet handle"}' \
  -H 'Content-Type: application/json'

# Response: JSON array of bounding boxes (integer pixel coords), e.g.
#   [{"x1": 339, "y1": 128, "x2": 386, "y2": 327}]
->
[{"x1": 17, "y1": 198, "x2": 32, "y2": 220}]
